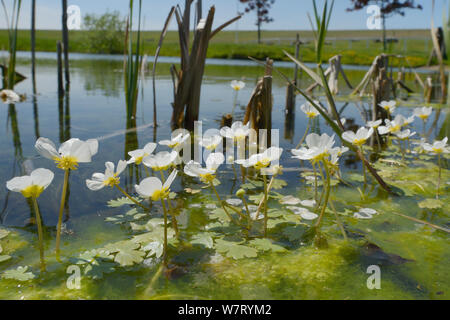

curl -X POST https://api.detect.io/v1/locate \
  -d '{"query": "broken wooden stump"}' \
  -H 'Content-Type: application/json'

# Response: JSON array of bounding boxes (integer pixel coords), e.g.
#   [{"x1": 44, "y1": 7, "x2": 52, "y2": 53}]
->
[{"x1": 244, "y1": 58, "x2": 273, "y2": 146}]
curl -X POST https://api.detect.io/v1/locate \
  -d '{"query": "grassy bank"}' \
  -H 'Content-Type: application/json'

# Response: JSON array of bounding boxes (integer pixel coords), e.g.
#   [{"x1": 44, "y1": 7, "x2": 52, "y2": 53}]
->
[{"x1": 0, "y1": 29, "x2": 442, "y2": 67}]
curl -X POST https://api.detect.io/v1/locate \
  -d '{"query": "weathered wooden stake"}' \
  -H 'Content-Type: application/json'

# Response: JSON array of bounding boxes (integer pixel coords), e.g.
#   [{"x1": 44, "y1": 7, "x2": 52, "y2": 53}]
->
[
  {"x1": 57, "y1": 42, "x2": 64, "y2": 98},
  {"x1": 62, "y1": 0, "x2": 70, "y2": 89}
]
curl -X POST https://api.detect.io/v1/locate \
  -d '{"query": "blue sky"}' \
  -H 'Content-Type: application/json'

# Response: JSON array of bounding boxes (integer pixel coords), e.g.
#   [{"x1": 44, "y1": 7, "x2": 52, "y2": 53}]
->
[{"x1": 1, "y1": 0, "x2": 449, "y2": 31}]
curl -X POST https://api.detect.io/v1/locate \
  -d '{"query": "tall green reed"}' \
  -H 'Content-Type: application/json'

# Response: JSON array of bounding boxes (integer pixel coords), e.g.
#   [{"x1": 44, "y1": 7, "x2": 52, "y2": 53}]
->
[
  {"x1": 1, "y1": 0, "x2": 22, "y2": 89},
  {"x1": 124, "y1": 0, "x2": 143, "y2": 119}
]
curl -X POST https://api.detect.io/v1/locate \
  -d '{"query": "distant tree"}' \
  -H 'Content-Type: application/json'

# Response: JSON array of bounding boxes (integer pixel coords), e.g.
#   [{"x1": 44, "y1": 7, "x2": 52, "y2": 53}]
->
[
  {"x1": 83, "y1": 11, "x2": 127, "y2": 54},
  {"x1": 239, "y1": 0, "x2": 276, "y2": 44},
  {"x1": 347, "y1": 0, "x2": 422, "y2": 51}
]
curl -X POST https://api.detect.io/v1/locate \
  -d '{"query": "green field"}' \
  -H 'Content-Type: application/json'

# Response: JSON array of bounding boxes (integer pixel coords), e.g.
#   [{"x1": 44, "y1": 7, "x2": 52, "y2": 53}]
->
[{"x1": 0, "y1": 29, "x2": 441, "y2": 67}]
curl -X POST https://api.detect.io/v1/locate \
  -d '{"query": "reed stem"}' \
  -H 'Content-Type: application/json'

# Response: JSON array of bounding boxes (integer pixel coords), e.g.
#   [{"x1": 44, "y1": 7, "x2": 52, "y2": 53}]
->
[{"x1": 160, "y1": 198, "x2": 168, "y2": 268}]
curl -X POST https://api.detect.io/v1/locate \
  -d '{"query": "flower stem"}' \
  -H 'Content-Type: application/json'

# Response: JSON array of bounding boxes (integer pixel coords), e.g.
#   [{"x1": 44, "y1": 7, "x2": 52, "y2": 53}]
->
[
  {"x1": 437, "y1": 154, "x2": 442, "y2": 199},
  {"x1": 159, "y1": 170, "x2": 179, "y2": 236},
  {"x1": 160, "y1": 198, "x2": 168, "y2": 268},
  {"x1": 315, "y1": 161, "x2": 331, "y2": 231},
  {"x1": 32, "y1": 196, "x2": 46, "y2": 272},
  {"x1": 359, "y1": 146, "x2": 367, "y2": 188},
  {"x1": 296, "y1": 118, "x2": 311, "y2": 150},
  {"x1": 144, "y1": 165, "x2": 150, "y2": 177},
  {"x1": 55, "y1": 169, "x2": 69, "y2": 259},
  {"x1": 312, "y1": 161, "x2": 318, "y2": 202},
  {"x1": 210, "y1": 182, "x2": 235, "y2": 224},
  {"x1": 329, "y1": 199, "x2": 348, "y2": 241},
  {"x1": 115, "y1": 184, "x2": 149, "y2": 211},
  {"x1": 263, "y1": 174, "x2": 268, "y2": 238}
]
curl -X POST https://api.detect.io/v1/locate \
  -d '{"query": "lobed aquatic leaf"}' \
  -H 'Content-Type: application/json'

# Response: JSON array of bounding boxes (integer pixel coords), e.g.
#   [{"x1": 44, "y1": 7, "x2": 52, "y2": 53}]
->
[
  {"x1": 0, "y1": 229, "x2": 9, "y2": 240},
  {"x1": 249, "y1": 239, "x2": 287, "y2": 253},
  {"x1": 105, "y1": 240, "x2": 145, "y2": 267},
  {"x1": 191, "y1": 233, "x2": 214, "y2": 249},
  {"x1": 143, "y1": 241, "x2": 163, "y2": 258},
  {"x1": 418, "y1": 199, "x2": 444, "y2": 209},
  {"x1": 105, "y1": 208, "x2": 147, "y2": 224},
  {"x1": 0, "y1": 255, "x2": 11, "y2": 263},
  {"x1": 214, "y1": 239, "x2": 258, "y2": 260},
  {"x1": 107, "y1": 196, "x2": 141, "y2": 208},
  {"x1": 2, "y1": 266, "x2": 35, "y2": 281}
]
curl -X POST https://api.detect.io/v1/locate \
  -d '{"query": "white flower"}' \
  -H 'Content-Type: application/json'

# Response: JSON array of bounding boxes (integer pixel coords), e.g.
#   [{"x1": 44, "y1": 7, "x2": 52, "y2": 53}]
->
[
  {"x1": 300, "y1": 101, "x2": 320, "y2": 119},
  {"x1": 35, "y1": 137, "x2": 98, "y2": 170},
  {"x1": 230, "y1": 80, "x2": 245, "y2": 91},
  {"x1": 135, "y1": 169, "x2": 177, "y2": 201},
  {"x1": 288, "y1": 207, "x2": 318, "y2": 220},
  {"x1": 379, "y1": 100, "x2": 396, "y2": 114},
  {"x1": 220, "y1": 121, "x2": 250, "y2": 141},
  {"x1": 292, "y1": 133, "x2": 335, "y2": 161},
  {"x1": 86, "y1": 160, "x2": 127, "y2": 191},
  {"x1": 159, "y1": 132, "x2": 190, "y2": 150},
  {"x1": 143, "y1": 151, "x2": 178, "y2": 171},
  {"x1": 127, "y1": 143, "x2": 156, "y2": 165},
  {"x1": 199, "y1": 135, "x2": 222, "y2": 151},
  {"x1": 280, "y1": 196, "x2": 302, "y2": 205},
  {"x1": 6, "y1": 168, "x2": 54, "y2": 198},
  {"x1": 413, "y1": 107, "x2": 433, "y2": 120},
  {"x1": 378, "y1": 115, "x2": 407, "y2": 135},
  {"x1": 236, "y1": 147, "x2": 283, "y2": 170},
  {"x1": 422, "y1": 137, "x2": 450, "y2": 154},
  {"x1": 394, "y1": 129, "x2": 416, "y2": 140},
  {"x1": 184, "y1": 153, "x2": 225, "y2": 183},
  {"x1": 367, "y1": 119, "x2": 382, "y2": 129},
  {"x1": 334, "y1": 118, "x2": 347, "y2": 126},
  {"x1": 354, "y1": 208, "x2": 378, "y2": 219},
  {"x1": 300, "y1": 199, "x2": 316, "y2": 208},
  {"x1": 0, "y1": 89, "x2": 21, "y2": 104},
  {"x1": 226, "y1": 198, "x2": 242, "y2": 206},
  {"x1": 342, "y1": 127, "x2": 374, "y2": 146}
]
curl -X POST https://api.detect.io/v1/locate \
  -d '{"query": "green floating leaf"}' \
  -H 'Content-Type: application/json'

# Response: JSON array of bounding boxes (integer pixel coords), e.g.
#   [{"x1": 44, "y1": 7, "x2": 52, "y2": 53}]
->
[
  {"x1": 2, "y1": 266, "x2": 35, "y2": 281},
  {"x1": 83, "y1": 262, "x2": 116, "y2": 280},
  {"x1": 210, "y1": 208, "x2": 229, "y2": 222},
  {"x1": 241, "y1": 179, "x2": 263, "y2": 190},
  {"x1": 282, "y1": 225, "x2": 306, "y2": 242},
  {"x1": 107, "y1": 196, "x2": 141, "y2": 208},
  {"x1": 105, "y1": 241, "x2": 145, "y2": 267},
  {"x1": 76, "y1": 249, "x2": 114, "y2": 265},
  {"x1": 418, "y1": 199, "x2": 444, "y2": 209},
  {"x1": 249, "y1": 238, "x2": 287, "y2": 253},
  {"x1": 105, "y1": 208, "x2": 147, "y2": 225},
  {"x1": 143, "y1": 241, "x2": 163, "y2": 258},
  {"x1": 0, "y1": 229, "x2": 9, "y2": 240},
  {"x1": 214, "y1": 239, "x2": 258, "y2": 260},
  {"x1": 0, "y1": 255, "x2": 11, "y2": 263},
  {"x1": 191, "y1": 233, "x2": 214, "y2": 249},
  {"x1": 270, "y1": 178, "x2": 288, "y2": 190}
]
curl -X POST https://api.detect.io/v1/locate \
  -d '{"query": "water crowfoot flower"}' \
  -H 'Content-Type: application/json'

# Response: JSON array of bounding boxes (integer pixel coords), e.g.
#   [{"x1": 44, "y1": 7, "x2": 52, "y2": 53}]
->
[
  {"x1": 342, "y1": 127, "x2": 373, "y2": 186},
  {"x1": 86, "y1": 161, "x2": 148, "y2": 210},
  {"x1": 414, "y1": 107, "x2": 433, "y2": 135},
  {"x1": 6, "y1": 168, "x2": 54, "y2": 271},
  {"x1": 379, "y1": 100, "x2": 396, "y2": 115},
  {"x1": 230, "y1": 80, "x2": 245, "y2": 91},
  {"x1": 135, "y1": 170, "x2": 178, "y2": 267},
  {"x1": 35, "y1": 137, "x2": 98, "y2": 258},
  {"x1": 0, "y1": 89, "x2": 21, "y2": 104},
  {"x1": 199, "y1": 135, "x2": 223, "y2": 151},
  {"x1": 143, "y1": 151, "x2": 178, "y2": 172},
  {"x1": 127, "y1": 143, "x2": 157, "y2": 165},
  {"x1": 159, "y1": 133, "x2": 190, "y2": 150},
  {"x1": 220, "y1": 121, "x2": 250, "y2": 142},
  {"x1": 422, "y1": 137, "x2": 449, "y2": 199}
]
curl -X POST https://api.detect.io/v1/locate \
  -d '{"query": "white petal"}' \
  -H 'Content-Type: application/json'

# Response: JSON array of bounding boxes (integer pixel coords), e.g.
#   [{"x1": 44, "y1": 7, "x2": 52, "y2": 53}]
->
[
  {"x1": 70, "y1": 140, "x2": 93, "y2": 163},
  {"x1": 30, "y1": 168, "x2": 54, "y2": 189},
  {"x1": 135, "y1": 177, "x2": 162, "y2": 198},
  {"x1": 87, "y1": 139, "x2": 99, "y2": 156},
  {"x1": 163, "y1": 169, "x2": 178, "y2": 189},
  {"x1": 6, "y1": 176, "x2": 32, "y2": 192},
  {"x1": 143, "y1": 143, "x2": 157, "y2": 155},
  {"x1": 206, "y1": 153, "x2": 225, "y2": 171},
  {"x1": 86, "y1": 179, "x2": 105, "y2": 191},
  {"x1": 35, "y1": 137, "x2": 59, "y2": 160},
  {"x1": 116, "y1": 160, "x2": 128, "y2": 176},
  {"x1": 105, "y1": 162, "x2": 115, "y2": 178}
]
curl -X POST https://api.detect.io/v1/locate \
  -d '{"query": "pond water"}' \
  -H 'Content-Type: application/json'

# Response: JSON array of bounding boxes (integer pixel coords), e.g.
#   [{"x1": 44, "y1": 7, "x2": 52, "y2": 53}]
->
[{"x1": 0, "y1": 52, "x2": 448, "y2": 299}]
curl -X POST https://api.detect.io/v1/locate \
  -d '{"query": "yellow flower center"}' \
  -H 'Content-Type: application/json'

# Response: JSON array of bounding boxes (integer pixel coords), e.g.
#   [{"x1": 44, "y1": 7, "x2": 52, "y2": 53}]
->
[
  {"x1": 254, "y1": 158, "x2": 271, "y2": 170},
  {"x1": 306, "y1": 112, "x2": 317, "y2": 118},
  {"x1": 169, "y1": 142, "x2": 180, "y2": 149},
  {"x1": 419, "y1": 115, "x2": 428, "y2": 120},
  {"x1": 353, "y1": 138, "x2": 367, "y2": 146},
  {"x1": 390, "y1": 125, "x2": 401, "y2": 133},
  {"x1": 104, "y1": 175, "x2": 120, "y2": 188},
  {"x1": 432, "y1": 148, "x2": 443, "y2": 154},
  {"x1": 54, "y1": 156, "x2": 79, "y2": 170},
  {"x1": 232, "y1": 86, "x2": 241, "y2": 91},
  {"x1": 21, "y1": 185, "x2": 44, "y2": 198},
  {"x1": 206, "y1": 144, "x2": 218, "y2": 151},
  {"x1": 200, "y1": 173, "x2": 215, "y2": 183},
  {"x1": 151, "y1": 187, "x2": 170, "y2": 201}
]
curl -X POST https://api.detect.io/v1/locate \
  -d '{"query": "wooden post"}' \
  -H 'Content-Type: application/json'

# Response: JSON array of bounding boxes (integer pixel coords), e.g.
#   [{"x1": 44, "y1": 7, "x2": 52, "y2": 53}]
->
[
  {"x1": 57, "y1": 42, "x2": 64, "y2": 98},
  {"x1": 62, "y1": 0, "x2": 70, "y2": 89},
  {"x1": 285, "y1": 34, "x2": 300, "y2": 112},
  {"x1": 31, "y1": 0, "x2": 36, "y2": 85}
]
